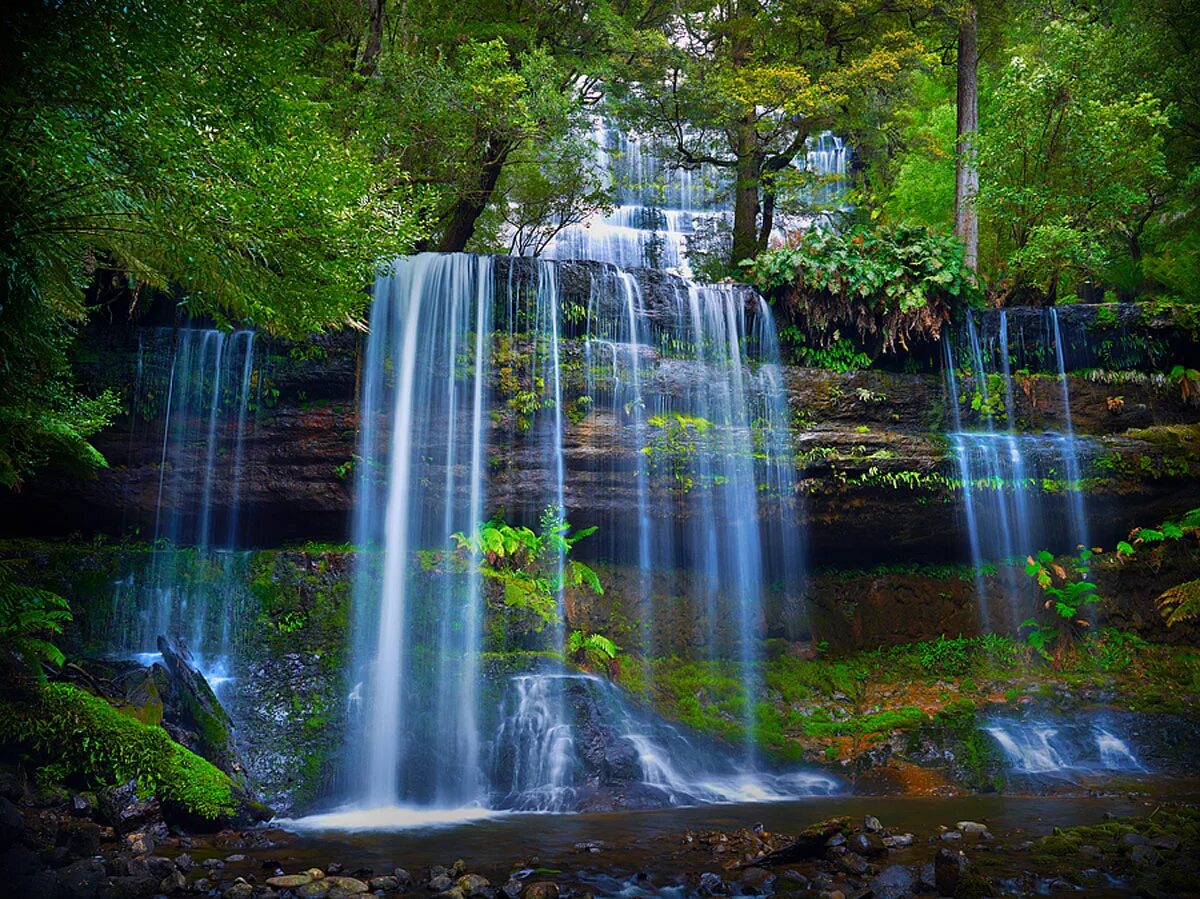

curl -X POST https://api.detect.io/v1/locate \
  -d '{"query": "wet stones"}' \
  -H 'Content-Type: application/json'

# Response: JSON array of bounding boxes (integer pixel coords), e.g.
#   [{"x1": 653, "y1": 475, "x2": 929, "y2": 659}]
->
[
  {"x1": 520, "y1": 882, "x2": 559, "y2": 899},
  {"x1": 869, "y1": 864, "x2": 915, "y2": 899},
  {"x1": 934, "y1": 847, "x2": 967, "y2": 896}
]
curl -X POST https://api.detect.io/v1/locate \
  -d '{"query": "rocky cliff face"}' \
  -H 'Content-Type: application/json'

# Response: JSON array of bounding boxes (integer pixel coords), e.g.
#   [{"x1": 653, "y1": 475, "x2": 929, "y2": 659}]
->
[{"x1": 3, "y1": 308, "x2": 1199, "y2": 567}]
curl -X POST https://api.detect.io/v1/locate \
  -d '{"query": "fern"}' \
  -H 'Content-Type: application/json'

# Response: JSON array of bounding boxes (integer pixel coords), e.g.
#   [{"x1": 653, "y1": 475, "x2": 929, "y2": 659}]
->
[
  {"x1": 1157, "y1": 579, "x2": 1200, "y2": 626},
  {"x1": 0, "y1": 559, "x2": 73, "y2": 681}
]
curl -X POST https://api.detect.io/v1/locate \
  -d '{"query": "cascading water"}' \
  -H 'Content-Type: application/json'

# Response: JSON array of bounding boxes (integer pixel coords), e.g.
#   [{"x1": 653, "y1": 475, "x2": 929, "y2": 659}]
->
[
  {"x1": 347, "y1": 254, "x2": 493, "y2": 815},
  {"x1": 332, "y1": 119, "x2": 843, "y2": 823},
  {"x1": 545, "y1": 120, "x2": 850, "y2": 275},
  {"x1": 986, "y1": 719, "x2": 1146, "y2": 775},
  {"x1": 102, "y1": 328, "x2": 259, "y2": 691},
  {"x1": 944, "y1": 310, "x2": 1095, "y2": 627},
  {"x1": 327, "y1": 250, "x2": 833, "y2": 821}
]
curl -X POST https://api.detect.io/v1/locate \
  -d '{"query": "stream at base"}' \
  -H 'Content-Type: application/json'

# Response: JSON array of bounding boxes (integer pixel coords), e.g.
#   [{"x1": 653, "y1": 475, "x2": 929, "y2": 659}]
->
[{"x1": 260, "y1": 790, "x2": 1196, "y2": 897}]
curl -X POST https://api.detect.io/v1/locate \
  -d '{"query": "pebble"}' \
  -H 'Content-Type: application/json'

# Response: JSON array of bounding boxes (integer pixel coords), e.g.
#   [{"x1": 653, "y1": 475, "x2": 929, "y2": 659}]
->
[
  {"x1": 940, "y1": 830, "x2": 963, "y2": 841},
  {"x1": 955, "y1": 821, "x2": 988, "y2": 834},
  {"x1": 882, "y1": 833, "x2": 914, "y2": 848}
]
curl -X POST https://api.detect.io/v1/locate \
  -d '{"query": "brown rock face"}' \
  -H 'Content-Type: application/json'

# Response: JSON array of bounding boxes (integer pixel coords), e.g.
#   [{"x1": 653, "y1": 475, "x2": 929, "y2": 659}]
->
[{"x1": 3, "y1": 317, "x2": 1198, "y2": 572}]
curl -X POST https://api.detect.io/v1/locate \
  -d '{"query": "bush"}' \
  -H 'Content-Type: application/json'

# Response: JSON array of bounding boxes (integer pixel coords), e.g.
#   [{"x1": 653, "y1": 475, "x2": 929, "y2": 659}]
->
[
  {"x1": 0, "y1": 682, "x2": 238, "y2": 821},
  {"x1": 745, "y1": 224, "x2": 973, "y2": 355}
]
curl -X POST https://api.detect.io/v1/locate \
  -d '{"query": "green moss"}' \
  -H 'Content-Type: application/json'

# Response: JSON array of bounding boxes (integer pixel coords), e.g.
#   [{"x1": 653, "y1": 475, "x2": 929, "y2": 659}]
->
[
  {"x1": 0, "y1": 683, "x2": 238, "y2": 821},
  {"x1": 802, "y1": 705, "x2": 926, "y2": 738}
]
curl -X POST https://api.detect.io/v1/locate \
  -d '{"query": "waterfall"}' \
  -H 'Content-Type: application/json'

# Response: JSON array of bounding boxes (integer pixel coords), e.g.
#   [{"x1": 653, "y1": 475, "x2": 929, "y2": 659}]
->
[
  {"x1": 986, "y1": 719, "x2": 1146, "y2": 775},
  {"x1": 338, "y1": 119, "x2": 837, "y2": 821},
  {"x1": 334, "y1": 251, "x2": 828, "y2": 819},
  {"x1": 544, "y1": 120, "x2": 850, "y2": 273},
  {"x1": 349, "y1": 254, "x2": 492, "y2": 812},
  {"x1": 944, "y1": 310, "x2": 1094, "y2": 628},
  {"x1": 106, "y1": 328, "x2": 258, "y2": 689}
]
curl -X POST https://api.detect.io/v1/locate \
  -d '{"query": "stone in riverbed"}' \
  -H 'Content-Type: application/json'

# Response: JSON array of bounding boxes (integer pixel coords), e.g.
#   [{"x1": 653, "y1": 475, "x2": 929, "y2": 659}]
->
[
  {"x1": 846, "y1": 832, "x2": 887, "y2": 857},
  {"x1": 158, "y1": 869, "x2": 187, "y2": 894},
  {"x1": 324, "y1": 875, "x2": 369, "y2": 894},
  {"x1": 1129, "y1": 844, "x2": 1160, "y2": 867},
  {"x1": 956, "y1": 820, "x2": 988, "y2": 834},
  {"x1": 267, "y1": 874, "x2": 314, "y2": 888},
  {"x1": 368, "y1": 875, "x2": 399, "y2": 891},
  {"x1": 739, "y1": 866, "x2": 775, "y2": 893},
  {"x1": 393, "y1": 867, "x2": 413, "y2": 886},
  {"x1": 498, "y1": 878, "x2": 523, "y2": 899},
  {"x1": 934, "y1": 847, "x2": 966, "y2": 896},
  {"x1": 429, "y1": 874, "x2": 455, "y2": 891},
  {"x1": 456, "y1": 873, "x2": 491, "y2": 896},
  {"x1": 297, "y1": 881, "x2": 331, "y2": 898},
  {"x1": 697, "y1": 871, "x2": 728, "y2": 895},
  {"x1": 869, "y1": 864, "x2": 915, "y2": 899},
  {"x1": 521, "y1": 882, "x2": 559, "y2": 899},
  {"x1": 223, "y1": 883, "x2": 254, "y2": 899},
  {"x1": 863, "y1": 815, "x2": 883, "y2": 833},
  {"x1": 835, "y1": 851, "x2": 868, "y2": 875},
  {"x1": 882, "y1": 833, "x2": 913, "y2": 849}
]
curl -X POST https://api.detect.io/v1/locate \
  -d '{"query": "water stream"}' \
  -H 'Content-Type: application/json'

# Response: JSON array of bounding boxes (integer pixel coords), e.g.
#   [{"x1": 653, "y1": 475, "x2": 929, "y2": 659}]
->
[{"x1": 944, "y1": 310, "x2": 1096, "y2": 627}]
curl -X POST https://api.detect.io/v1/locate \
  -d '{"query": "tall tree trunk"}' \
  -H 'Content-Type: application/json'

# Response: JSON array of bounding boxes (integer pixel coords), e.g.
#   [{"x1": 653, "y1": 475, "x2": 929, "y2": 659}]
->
[
  {"x1": 437, "y1": 136, "x2": 513, "y2": 253},
  {"x1": 730, "y1": 113, "x2": 761, "y2": 266},
  {"x1": 358, "y1": 0, "x2": 386, "y2": 80},
  {"x1": 955, "y1": 3, "x2": 979, "y2": 273}
]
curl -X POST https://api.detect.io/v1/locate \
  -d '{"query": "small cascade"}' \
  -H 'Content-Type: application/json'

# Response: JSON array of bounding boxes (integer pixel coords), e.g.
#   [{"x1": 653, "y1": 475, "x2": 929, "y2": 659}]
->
[
  {"x1": 103, "y1": 328, "x2": 260, "y2": 690},
  {"x1": 944, "y1": 310, "x2": 1095, "y2": 627},
  {"x1": 488, "y1": 672, "x2": 839, "y2": 811},
  {"x1": 986, "y1": 719, "x2": 1147, "y2": 775},
  {"x1": 544, "y1": 120, "x2": 850, "y2": 273}
]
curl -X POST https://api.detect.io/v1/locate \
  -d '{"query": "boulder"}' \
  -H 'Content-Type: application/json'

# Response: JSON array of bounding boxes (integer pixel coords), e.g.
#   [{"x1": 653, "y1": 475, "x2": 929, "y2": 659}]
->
[{"x1": 934, "y1": 847, "x2": 966, "y2": 896}]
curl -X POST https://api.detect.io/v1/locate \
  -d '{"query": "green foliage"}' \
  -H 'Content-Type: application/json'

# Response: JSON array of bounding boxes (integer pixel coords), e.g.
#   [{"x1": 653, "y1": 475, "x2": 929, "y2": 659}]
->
[
  {"x1": 641, "y1": 413, "x2": 714, "y2": 492},
  {"x1": 1111, "y1": 506, "x2": 1200, "y2": 626},
  {"x1": 1021, "y1": 548, "x2": 1099, "y2": 659},
  {"x1": 976, "y1": 16, "x2": 1169, "y2": 300},
  {"x1": 0, "y1": 559, "x2": 72, "y2": 681},
  {"x1": 747, "y1": 224, "x2": 972, "y2": 354},
  {"x1": 453, "y1": 507, "x2": 602, "y2": 629},
  {"x1": 883, "y1": 93, "x2": 957, "y2": 229},
  {"x1": 1, "y1": 0, "x2": 434, "y2": 487},
  {"x1": 0, "y1": 683, "x2": 237, "y2": 821},
  {"x1": 779, "y1": 328, "x2": 872, "y2": 371},
  {"x1": 567, "y1": 629, "x2": 620, "y2": 677}
]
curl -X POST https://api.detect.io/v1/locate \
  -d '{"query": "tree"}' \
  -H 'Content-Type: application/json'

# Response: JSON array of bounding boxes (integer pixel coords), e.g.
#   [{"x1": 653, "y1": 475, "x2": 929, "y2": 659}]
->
[
  {"x1": 357, "y1": 0, "x2": 672, "y2": 252},
  {"x1": 616, "y1": 0, "x2": 931, "y2": 268},
  {"x1": 0, "y1": 0, "x2": 428, "y2": 486},
  {"x1": 974, "y1": 15, "x2": 1169, "y2": 301},
  {"x1": 954, "y1": 2, "x2": 979, "y2": 272}
]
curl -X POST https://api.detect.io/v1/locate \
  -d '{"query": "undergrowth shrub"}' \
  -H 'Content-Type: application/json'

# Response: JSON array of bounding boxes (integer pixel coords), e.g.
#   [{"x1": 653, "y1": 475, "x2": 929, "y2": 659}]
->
[{"x1": 746, "y1": 224, "x2": 974, "y2": 355}]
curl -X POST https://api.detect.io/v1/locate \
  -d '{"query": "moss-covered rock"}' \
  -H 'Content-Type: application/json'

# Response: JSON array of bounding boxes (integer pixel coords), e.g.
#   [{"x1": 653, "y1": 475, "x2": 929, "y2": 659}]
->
[{"x1": 0, "y1": 682, "x2": 263, "y2": 824}]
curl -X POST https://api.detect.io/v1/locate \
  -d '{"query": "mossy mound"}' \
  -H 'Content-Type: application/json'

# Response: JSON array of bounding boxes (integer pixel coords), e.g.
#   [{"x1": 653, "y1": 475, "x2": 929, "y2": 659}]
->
[
  {"x1": 1030, "y1": 807, "x2": 1200, "y2": 896},
  {"x1": 0, "y1": 682, "x2": 245, "y2": 823}
]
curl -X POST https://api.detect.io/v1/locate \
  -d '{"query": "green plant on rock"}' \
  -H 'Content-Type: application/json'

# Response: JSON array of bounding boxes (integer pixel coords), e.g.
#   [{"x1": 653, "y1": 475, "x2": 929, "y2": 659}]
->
[
  {"x1": 642, "y1": 413, "x2": 713, "y2": 492},
  {"x1": 453, "y1": 506, "x2": 602, "y2": 629},
  {"x1": 0, "y1": 559, "x2": 72, "y2": 684},
  {"x1": 1021, "y1": 548, "x2": 1099, "y2": 663},
  {"x1": 1114, "y1": 507, "x2": 1200, "y2": 626},
  {"x1": 1168, "y1": 365, "x2": 1200, "y2": 404},
  {"x1": 746, "y1": 224, "x2": 972, "y2": 355},
  {"x1": 567, "y1": 629, "x2": 619, "y2": 678}
]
